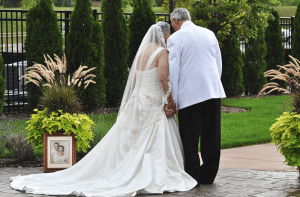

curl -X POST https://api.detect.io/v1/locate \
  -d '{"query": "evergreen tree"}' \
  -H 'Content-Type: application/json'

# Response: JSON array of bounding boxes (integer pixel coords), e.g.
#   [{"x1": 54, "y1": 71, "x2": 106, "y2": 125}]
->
[
  {"x1": 221, "y1": 30, "x2": 244, "y2": 97},
  {"x1": 265, "y1": 9, "x2": 286, "y2": 88},
  {"x1": 292, "y1": 1, "x2": 300, "y2": 60},
  {"x1": 128, "y1": 0, "x2": 156, "y2": 67},
  {"x1": 102, "y1": 0, "x2": 130, "y2": 105},
  {"x1": 0, "y1": 55, "x2": 4, "y2": 114},
  {"x1": 25, "y1": 0, "x2": 63, "y2": 110},
  {"x1": 66, "y1": 0, "x2": 106, "y2": 109},
  {"x1": 243, "y1": 28, "x2": 267, "y2": 95}
]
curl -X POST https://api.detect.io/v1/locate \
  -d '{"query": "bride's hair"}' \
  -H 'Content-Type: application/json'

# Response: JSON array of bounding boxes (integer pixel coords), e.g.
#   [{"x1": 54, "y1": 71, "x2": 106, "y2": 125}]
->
[{"x1": 156, "y1": 21, "x2": 170, "y2": 36}]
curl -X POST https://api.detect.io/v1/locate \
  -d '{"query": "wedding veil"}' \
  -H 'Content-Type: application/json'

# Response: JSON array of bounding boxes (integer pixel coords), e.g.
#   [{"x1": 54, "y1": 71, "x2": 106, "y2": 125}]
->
[{"x1": 118, "y1": 24, "x2": 167, "y2": 119}]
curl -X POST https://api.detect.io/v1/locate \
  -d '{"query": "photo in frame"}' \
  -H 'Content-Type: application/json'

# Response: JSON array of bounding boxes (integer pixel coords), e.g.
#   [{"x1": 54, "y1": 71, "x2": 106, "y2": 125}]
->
[{"x1": 44, "y1": 133, "x2": 76, "y2": 173}]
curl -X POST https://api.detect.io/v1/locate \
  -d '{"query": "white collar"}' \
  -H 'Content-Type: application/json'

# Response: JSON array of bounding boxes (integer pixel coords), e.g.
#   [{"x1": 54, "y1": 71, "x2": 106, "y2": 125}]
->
[{"x1": 180, "y1": 21, "x2": 193, "y2": 30}]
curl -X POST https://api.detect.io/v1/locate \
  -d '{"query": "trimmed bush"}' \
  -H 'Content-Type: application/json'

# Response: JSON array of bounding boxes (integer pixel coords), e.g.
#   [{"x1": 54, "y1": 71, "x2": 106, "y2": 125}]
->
[
  {"x1": 25, "y1": 0, "x2": 63, "y2": 110},
  {"x1": 292, "y1": 1, "x2": 300, "y2": 60},
  {"x1": 265, "y1": 9, "x2": 286, "y2": 89},
  {"x1": 66, "y1": 0, "x2": 106, "y2": 109},
  {"x1": 128, "y1": 0, "x2": 156, "y2": 67},
  {"x1": 102, "y1": 0, "x2": 130, "y2": 105},
  {"x1": 221, "y1": 30, "x2": 244, "y2": 97},
  {"x1": 0, "y1": 54, "x2": 4, "y2": 114},
  {"x1": 243, "y1": 28, "x2": 267, "y2": 95}
]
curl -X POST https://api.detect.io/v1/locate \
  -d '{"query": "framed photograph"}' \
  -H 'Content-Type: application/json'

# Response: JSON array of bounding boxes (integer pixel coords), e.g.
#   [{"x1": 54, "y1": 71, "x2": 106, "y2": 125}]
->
[{"x1": 43, "y1": 133, "x2": 76, "y2": 173}]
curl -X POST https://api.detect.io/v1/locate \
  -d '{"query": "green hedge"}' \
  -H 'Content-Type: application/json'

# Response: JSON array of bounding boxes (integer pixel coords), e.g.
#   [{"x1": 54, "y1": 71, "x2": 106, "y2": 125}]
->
[
  {"x1": 243, "y1": 28, "x2": 267, "y2": 95},
  {"x1": 102, "y1": 0, "x2": 130, "y2": 105},
  {"x1": 25, "y1": 0, "x2": 63, "y2": 110},
  {"x1": 265, "y1": 9, "x2": 286, "y2": 89},
  {"x1": 66, "y1": 0, "x2": 106, "y2": 109},
  {"x1": 221, "y1": 29, "x2": 244, "y2": 97},
  {"x1": 128, "y1": 0, "x2": 156, "y2": 68}
]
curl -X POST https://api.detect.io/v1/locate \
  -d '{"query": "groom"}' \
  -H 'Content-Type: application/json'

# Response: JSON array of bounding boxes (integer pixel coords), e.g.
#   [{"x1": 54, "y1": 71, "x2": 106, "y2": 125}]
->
[{"x1": 166, "y1": 8, "x2": 226, "y2": 185}]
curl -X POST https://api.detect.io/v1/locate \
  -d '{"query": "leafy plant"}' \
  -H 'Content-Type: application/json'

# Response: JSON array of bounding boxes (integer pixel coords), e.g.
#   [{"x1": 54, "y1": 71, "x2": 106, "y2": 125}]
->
[
  {"x1": 270, "y1": 112, "x2": 300, "y2": 167},
  {"x1": 6, "y1": 133, "x2": 35, "y2": 163},
  {"x1": 21, "y1": 54, "x2": 96, "y2": 114},
  {"x1": 26, "y1": 109, "x2": 94, "y2": 153},
  {"x1": 25, "y1": 0, "x2": 63, "y2": 110},
  {"x1": 21, "y1": 0, "x2": 38, "y2": 9},
  {"x1": 0, "y1": 114, "x2": 15, "y2": 158},
  {"x1": 102, "y1": 0, "x2": 130, "y2": 105},
  {"x1": 189, "y1": 0, "x2": 280, "y2": 46}
]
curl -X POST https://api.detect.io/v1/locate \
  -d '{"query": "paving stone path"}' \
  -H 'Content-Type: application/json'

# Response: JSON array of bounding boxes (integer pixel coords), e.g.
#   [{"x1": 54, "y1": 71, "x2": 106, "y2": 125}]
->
[{"x1": 1, "y1": 167, "x2": 300, "y2": 197}]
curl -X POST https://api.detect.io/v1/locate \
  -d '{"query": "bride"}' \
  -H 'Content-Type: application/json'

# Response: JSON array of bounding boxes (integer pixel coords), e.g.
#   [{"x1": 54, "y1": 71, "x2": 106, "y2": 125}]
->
[{"x1": 10, "y1": 21, "x2": 197, "y2": 197}]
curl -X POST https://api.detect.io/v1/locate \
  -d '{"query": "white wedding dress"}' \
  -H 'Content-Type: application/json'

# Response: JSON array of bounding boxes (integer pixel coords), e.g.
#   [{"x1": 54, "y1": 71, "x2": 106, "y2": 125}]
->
[{"x1": 10, "y1": 47, "x2": 197, "y2": 196}]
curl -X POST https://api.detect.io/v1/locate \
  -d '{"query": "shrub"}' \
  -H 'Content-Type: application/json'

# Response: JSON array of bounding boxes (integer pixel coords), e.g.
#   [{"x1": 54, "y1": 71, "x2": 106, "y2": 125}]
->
[
  {"x1": 6, "y1": 133, "x2": 35, "y2": 163},
  {"x1": 265, "y1": 9, "x2": 286, "y2": 89},
  {"x1": 0, "y1": 54, "x2": 4, "y2": 114},
  {"x1": 128, "y1": 0, "x2": 156, "y2": 68},
  {"x1": 25, "y1": 0, "x2": 63, "y2": 110},
  {"x1": 66, "y1": 0, "x2": 106, "y2": 109},
  {"x1": 221, "y1": 29, "x2": 244, "y2": 97},
  {"x1": 292, "y1": 1, "x2": 300, "y2": 61},
  {"x1": 102, "y1": 0, "x2": 130, "y2": 105},
  {"x1": 21, "y1": 0, "x2": 38, "y2": 9},
  {"x1": 0, "y1": 114, "x2": 14, "y2": 158},
  {"x1": 269, "y1": 112, "x2": 300, "y2": 168},
  {"x1": 21, "y1": 54, "x2": 97, "y2": 114},
  {"x1": 52, "y1": 0, "x2": 75, "y2": 7},
  {"x1": 26, "y1": 109, "x2": 94, "y2": 153},
  {"x1": 157, "y1": 0, "x2": 164, "y2": 6},
  {"x1": 243, "y1": 28, "x2": 267, "y2": 95}
]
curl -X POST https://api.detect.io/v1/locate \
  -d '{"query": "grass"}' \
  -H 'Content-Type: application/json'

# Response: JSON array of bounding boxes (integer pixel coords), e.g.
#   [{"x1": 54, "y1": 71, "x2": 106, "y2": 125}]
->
[
  {"x1": 220, "y1": 95, "x2": 289, "y2": 149},
  {"x1": 4, "y1": 95, "x2": 290, "y2": 154},
  {"x1": 275, "y1": 6, "x2": 297, "y2": 17}
]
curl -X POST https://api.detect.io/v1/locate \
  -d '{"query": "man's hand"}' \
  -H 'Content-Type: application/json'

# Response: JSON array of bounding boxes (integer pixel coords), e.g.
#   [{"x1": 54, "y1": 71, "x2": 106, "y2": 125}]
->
[{"x1": 164, "y1": 105, "x2": 174, "y2": 118}]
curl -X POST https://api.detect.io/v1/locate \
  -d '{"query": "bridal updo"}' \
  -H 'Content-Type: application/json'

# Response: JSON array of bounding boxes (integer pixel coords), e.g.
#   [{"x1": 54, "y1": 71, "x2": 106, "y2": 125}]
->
[{"x1": 156, "y1": 21, "x2": 170, "y2": 37}]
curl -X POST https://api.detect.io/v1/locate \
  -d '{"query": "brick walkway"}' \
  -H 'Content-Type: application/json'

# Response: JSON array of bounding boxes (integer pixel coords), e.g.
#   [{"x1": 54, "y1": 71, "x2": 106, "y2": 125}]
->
[
  {"x1": 1, "y1": 143, "x2": 300, "y2": 196},
  {"x1": 1, "y1": 167, "x2": 299, "y2": 197}
]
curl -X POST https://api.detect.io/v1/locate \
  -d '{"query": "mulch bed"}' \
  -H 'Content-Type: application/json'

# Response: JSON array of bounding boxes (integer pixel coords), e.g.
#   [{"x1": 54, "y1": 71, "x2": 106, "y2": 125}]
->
[{"x1": 0, "y1": 158, "x2": 43, "y2": 168}]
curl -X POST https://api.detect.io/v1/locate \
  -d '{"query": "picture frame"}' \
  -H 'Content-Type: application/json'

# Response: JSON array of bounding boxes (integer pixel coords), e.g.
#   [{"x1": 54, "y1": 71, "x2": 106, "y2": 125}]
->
[{"x1": 43, "y1": 133, "x2": 77, "y2": 173}]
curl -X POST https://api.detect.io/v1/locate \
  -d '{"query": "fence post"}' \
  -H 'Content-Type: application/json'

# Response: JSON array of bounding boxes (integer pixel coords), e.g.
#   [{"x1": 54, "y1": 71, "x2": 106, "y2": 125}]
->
[
  {"x1": 65, "y1": 10, "x2": 70, "y2": 55},
  {"x1": 93, "y1": 9, "x2": 97, "y2": 21},
  {"x1": 291, "y1": 16, "x2": 295, "y2": 43}
]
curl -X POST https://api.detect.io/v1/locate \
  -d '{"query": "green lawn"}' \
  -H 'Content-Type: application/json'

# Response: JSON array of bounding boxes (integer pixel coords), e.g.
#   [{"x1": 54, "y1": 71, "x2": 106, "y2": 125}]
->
[
  {"x1": 8, "y1": 95, "x2": 290, "y2": 154},
  {"x1": 275, "y1": 6, "x2": 297, "y2": 17},
  {"x1": 220, "y1": 95, "x2": 289, "y2": 149}
]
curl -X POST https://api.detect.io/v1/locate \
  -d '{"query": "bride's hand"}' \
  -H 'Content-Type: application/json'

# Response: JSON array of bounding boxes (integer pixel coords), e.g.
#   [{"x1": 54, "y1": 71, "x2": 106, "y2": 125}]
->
[{"x1": 164, "y1": 105, "x2": 174, "y2": 118}]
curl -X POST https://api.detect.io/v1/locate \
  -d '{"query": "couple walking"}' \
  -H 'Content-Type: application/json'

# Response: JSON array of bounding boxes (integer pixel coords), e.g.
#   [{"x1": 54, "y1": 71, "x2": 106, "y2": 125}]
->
[{"x1": 10, "y1": 8, "x2": 226, "y2": 196}]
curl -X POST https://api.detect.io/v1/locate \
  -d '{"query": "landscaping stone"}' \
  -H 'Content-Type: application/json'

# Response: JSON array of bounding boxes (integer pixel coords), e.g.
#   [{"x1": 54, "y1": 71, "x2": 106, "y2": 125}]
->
[{"x1": 0, "y1": 167, "x2": 299, "y2": 196}]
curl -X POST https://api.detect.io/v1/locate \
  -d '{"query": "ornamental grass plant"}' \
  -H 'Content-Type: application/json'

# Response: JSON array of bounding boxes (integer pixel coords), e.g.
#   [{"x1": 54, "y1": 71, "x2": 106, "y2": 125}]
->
[
  {"x1": 22, "y1": 54, "x2": 96, "y2": 114},
  {"x1": 258, "y1": 55, "x2": 300, "y2": 168},
  {"x1": 22, "y1": 54, "x2": 96, "y2": 153}
]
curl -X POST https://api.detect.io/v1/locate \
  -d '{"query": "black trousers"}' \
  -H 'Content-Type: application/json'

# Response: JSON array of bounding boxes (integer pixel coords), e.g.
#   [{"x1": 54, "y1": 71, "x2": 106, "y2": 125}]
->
[{"x1": 178, "y1": 98, "x2": 221, "y2": 184}]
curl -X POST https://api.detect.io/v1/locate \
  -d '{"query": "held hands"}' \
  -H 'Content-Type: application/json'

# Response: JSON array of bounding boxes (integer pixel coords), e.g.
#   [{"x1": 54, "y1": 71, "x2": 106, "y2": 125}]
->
[{"x1": 164, "y1": 101, "x2": 178, "y2": 118}]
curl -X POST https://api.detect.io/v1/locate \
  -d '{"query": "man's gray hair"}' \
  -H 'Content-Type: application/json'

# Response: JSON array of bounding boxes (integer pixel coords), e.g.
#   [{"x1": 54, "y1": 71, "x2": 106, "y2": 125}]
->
[
  {"x1": 170, "y1": 8, "x2": 191, "y2": 23},
  {"x1": 156, "y1": 21, "x2": 170, "y2": 36}
]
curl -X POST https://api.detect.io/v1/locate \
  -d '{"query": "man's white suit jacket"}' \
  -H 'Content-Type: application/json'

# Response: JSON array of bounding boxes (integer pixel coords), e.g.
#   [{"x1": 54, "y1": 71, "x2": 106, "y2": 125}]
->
[{"x1": 167, "y1": 21, "x2": 226, "y2": 110}]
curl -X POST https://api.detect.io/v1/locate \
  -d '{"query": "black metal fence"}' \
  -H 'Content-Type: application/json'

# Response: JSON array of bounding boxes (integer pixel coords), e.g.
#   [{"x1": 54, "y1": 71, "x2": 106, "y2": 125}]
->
[
  {"x1": 0, "y1": 9, "x2": 295, "y2": 113},
  {"x1": 0, "y1": 9, "x2": 170, "y2": 113}
]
